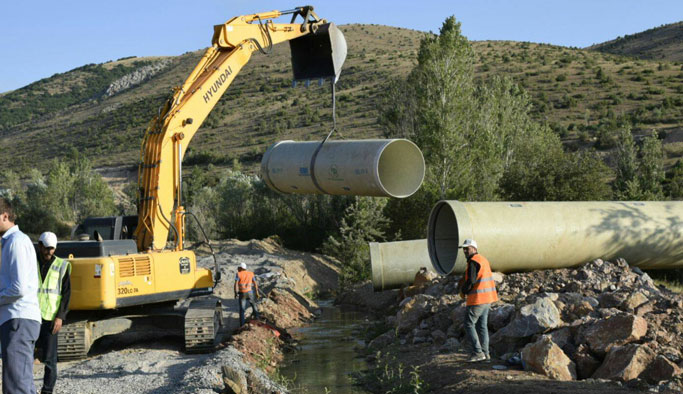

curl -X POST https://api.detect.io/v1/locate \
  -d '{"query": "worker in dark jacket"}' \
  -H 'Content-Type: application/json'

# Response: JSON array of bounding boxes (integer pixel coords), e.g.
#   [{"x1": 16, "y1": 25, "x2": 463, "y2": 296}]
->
[
  {"x1": 458, "y1": 239, "x2": 498, "y2": 363},
  {"x1": 36, "y1": 231, "x2": 71, "y2": 394}
]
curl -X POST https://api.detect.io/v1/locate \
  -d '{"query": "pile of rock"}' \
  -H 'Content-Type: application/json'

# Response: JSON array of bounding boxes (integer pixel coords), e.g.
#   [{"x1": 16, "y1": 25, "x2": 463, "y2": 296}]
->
[
  {"x1": 105, "y1": 58, "x2": 172, "y2": 97},
  {"x1": 372, "y1": 258, "x2": 683, "y2": 392}
]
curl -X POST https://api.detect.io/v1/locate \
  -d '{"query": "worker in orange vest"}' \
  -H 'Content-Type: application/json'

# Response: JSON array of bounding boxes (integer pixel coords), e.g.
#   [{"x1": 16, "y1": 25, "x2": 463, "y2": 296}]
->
[
  {"x1": 234, "y1": 262, "x2": 260, "y2": 327},
  {"x1": 458, "y1": 239, "x2": 498, "y2": 363}
]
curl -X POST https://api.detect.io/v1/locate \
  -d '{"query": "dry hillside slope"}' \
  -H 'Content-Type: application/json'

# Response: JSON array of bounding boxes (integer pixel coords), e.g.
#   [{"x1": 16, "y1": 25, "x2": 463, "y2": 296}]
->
[
  {"x1": 588, "y1": 21, "x2": 683, "y2": 62},
  {"x1": 0, "y1": 24, "x2": 681, "y2": 178}
]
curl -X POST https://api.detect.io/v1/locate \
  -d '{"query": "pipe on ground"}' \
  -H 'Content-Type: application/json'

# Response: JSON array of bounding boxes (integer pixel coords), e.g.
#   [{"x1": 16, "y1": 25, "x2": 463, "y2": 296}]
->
[
  {"x1": 260, "y1": 139, "x2": 424, "y2": 198},
  {"x1": 428, "y1": 200, "x2": 683, "y2": 275},
  {"x1": 370, "y1": 240, "x2": 435, "y2": 291}
]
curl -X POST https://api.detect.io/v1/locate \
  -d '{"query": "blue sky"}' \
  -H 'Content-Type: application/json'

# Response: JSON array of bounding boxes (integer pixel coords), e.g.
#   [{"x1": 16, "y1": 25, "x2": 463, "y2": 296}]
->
[{"x1": 1, "y1": 0, "x2": 681, "y2": 93}]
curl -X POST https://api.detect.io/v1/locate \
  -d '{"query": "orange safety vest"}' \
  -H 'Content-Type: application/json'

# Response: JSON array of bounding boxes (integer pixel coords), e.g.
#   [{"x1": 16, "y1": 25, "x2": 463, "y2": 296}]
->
[
  {"x1": 464, "y1": 254, "x2": 498, "y2": 306},
  {"x1": 236, "y1": 270, "x2": 255, "y2": 293}
]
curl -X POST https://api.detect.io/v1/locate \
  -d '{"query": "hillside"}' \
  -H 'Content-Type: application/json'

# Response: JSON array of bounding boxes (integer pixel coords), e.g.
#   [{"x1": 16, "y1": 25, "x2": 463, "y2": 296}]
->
[
  {"x1": 588, "y1": 21, "x2": 683, "y2": 62},
  {"x1": 0, "y1": 24, "x2": 681, "y2": 181}
]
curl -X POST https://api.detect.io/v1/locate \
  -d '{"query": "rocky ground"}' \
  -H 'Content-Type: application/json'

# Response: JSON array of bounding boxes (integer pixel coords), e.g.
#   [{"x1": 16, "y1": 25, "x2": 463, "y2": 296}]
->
[
  {"x1": 344, "y1": 258, "x2": 683, "y2": 393},
  {"x1": 9, "y1": 238, "x2": 339, "y2": 394}
]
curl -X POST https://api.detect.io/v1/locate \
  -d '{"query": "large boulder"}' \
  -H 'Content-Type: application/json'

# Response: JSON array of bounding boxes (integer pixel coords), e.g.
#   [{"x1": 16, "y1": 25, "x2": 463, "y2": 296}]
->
[
  {"x1": 368, "y1": 330, "x2": 396, "y2": 351},
  {"x1": 449, "y1": 302, "x2": 467, "y2": 333},
  {"x1": 579, "y1": 314, "x2": 648, "y2": 356},
  {"x1": 598, "y1": 291, "x2": 628, "y2": 309},
  {"x1": 396, "y1": 294, "x2": 434, "y2": 334},
  {"x1": 621, "y1": 291, "x2": 649, "y2": 312},
  {"x1": 488, "y1": 303, "x2": 515, "y2": 332},
  {"x1": 592, "y1": 344, "x2": 656, "y2": 381},
  {"x1": 521, "y1": 335, "x2": 577, "y2": 381},
  {"x1": 642, "y1": 355, "x2": 683, "y2": 384},
  {"x1": 431, "y1": 329, "x2": 447, "y2": 345},
  {"x1": 413, "y1": 267, "x2": 438, "y2": 287},
  {"x1": 572, "y1": 344, "x2": 601, "y2": 380},
  {"x1": 490, "y1": 297, "x2": 562, "y2": 355}
]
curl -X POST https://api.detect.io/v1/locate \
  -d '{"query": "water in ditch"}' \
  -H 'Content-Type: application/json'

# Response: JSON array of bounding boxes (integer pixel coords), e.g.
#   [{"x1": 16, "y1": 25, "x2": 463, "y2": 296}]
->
[{"x1": 279, "y1": 300, "x2": 372, "y2": 393}]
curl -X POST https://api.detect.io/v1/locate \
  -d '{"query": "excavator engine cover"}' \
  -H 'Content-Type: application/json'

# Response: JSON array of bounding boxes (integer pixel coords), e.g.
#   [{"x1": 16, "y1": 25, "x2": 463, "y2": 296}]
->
[{"x1": 290, "y1": 22, "x2": 347, "y2": 82}]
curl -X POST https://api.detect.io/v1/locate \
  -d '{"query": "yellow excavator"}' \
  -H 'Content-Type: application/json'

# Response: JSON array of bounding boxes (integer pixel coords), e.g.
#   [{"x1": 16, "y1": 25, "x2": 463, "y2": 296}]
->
[{"x1": 54, "y1": 6, "x2": 346, "y2": 359}]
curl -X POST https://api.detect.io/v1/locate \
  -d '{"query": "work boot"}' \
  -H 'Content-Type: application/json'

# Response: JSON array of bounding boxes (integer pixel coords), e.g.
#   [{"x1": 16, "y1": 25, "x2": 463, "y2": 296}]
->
[{"x1": 467, "y1": 353, "x2": 486, "y2": 363}]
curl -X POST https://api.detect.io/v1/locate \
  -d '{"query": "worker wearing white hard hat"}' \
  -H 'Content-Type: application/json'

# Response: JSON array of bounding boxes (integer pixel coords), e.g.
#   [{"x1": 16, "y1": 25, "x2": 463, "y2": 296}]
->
[
  {"x1": 36, "y1": 231, "x2": 72, "y2": 394},
  {"x1": 457, "y1": 238, "x2": 498, "y2": 363},
  {"x1": 234, "y1": 262, "x2": 260, "y2": 326}
]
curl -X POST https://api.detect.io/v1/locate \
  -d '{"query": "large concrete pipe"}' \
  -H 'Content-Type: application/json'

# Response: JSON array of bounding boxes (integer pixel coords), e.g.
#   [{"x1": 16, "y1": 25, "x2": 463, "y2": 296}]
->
[
  {"x1": 260, "y1": 139, "x2": 424, "y2": 198},
  {"x1": 370, "y1": 240, "x2": 435, "y2": 291},
  {"x1": 428, "y1": 200, "x2": 683, "y2": 275}
]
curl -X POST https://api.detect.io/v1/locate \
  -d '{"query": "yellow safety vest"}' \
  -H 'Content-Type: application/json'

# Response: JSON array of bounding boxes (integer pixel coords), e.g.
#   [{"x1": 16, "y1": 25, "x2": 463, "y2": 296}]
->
[{"x1": 37, "y1": 256, "x2": 71, "y2": 321}]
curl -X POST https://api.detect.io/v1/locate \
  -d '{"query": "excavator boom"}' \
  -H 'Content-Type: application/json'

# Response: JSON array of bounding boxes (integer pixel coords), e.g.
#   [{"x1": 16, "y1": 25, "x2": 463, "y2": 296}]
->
[{"x1": 134, "y1": 6, "x2": 346, "y2": 252}]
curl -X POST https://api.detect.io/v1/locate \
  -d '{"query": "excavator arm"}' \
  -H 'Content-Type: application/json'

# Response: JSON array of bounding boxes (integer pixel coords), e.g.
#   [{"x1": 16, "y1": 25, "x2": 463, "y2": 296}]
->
[{"x1": 134, "y1": 6, "x2": 346, "y2": 252}]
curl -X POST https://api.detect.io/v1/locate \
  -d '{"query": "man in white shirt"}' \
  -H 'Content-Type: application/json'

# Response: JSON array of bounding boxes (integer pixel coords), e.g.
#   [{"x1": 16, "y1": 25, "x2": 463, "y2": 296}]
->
[{"x1": 0, "y1": 198, "x2": 42, "y2": 394}]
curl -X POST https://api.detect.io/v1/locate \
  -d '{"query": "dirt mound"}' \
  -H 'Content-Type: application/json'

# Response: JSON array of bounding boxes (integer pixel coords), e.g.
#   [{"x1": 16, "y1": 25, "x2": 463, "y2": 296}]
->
[{"x1": 195, "y1": 237, "x2": 340, "y2": 300}]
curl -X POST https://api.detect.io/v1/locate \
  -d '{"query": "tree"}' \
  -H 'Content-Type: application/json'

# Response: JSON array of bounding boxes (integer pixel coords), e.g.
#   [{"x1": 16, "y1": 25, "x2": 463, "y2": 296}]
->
[
  {"x1": 380, "y1": 16, "x2": 614, "y2": 239},
  {"x1": 500, "y1": 130, "x2": 612, "y2": 201},
  {"x1": 613, "y1": 128, "x2": 664, "y2": 200},
  {"x1": 664, "y1": 160, "x2": 683, "y2": 199},
  {"x1": 637, "y1": 130, "x2": 664, "y2": 199},
  {"x1": 322, "y1": 197, "x2": 390, "y2": 288},
  {"x1": 381, "y1": 17, "x2": 478, "y2": 200},
  {"x1": 613, "y1": 127, "x2": 640, "y2": 200},
  {"x1": 8, "y1": 154, "x2": 116, "y2": 236}
]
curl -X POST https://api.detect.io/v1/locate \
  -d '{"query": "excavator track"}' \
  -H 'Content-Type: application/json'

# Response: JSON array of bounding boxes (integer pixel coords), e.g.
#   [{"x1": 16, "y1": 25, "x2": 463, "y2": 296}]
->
[
  {"x1": 57, "y1": 320, "x2": 92, "y2": 361},
  {"x1": 184, "y1": 298, "x2": 223, "y2": 353}
]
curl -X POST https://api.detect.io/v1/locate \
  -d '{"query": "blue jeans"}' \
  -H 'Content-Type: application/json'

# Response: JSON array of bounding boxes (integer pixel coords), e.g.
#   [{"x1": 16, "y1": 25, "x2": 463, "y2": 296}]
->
[
  {"x1": 238, "y1": 291, "x2": 259, "y2": 326},
  {"x1": 0, "y1": 318, "x2": 40, "y2": 394},
  {"x1": 464, "y1": 303, "x2": 491, "y2": 357}
]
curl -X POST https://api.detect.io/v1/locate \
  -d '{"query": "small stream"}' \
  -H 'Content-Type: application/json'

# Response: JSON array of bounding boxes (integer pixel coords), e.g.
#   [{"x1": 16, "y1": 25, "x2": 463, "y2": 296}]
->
[{"x1": 279, "y1": 300, "x2": 372, "y2": 393}]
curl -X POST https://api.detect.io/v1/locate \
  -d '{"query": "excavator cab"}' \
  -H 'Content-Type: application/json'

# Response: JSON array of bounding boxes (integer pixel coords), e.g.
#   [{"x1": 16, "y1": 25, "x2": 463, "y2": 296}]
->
[{"x1": 289, "y1": 22, "x2": 347, "y2": 83}]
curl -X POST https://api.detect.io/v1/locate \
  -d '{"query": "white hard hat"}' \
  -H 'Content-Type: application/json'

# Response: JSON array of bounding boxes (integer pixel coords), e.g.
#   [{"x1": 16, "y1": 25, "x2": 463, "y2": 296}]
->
[
  {"x1": 239, "y1": 262, "x2": 247, "y2": 270},
  {"x1": 459, "y1": 239, "x2": 477, "y2": 250},
  {"x1": 39, "y1": 232, "x2": 58, "y2": 249}
]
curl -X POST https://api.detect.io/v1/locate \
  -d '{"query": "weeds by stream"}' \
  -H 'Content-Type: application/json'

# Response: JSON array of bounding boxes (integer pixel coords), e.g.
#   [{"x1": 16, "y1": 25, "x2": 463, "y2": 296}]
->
[{"x1": 356, "y1": 351, "x2": 427, "y2": 394}]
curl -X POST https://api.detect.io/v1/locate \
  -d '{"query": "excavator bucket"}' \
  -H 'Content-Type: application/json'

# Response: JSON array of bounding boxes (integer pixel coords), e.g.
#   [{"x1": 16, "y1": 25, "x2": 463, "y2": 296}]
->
[{"x1": 290, "y1": 22, "x2": 347, "y2": 82}]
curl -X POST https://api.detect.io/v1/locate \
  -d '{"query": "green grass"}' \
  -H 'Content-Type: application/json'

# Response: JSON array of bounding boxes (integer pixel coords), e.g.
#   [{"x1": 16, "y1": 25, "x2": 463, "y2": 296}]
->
[{"x1": 655, "y1": 280, "x2": 683, "y2": 293}]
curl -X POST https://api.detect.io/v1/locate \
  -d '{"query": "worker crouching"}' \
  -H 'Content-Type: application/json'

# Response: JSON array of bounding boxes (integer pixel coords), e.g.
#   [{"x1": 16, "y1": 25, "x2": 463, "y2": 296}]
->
[
  {"x1": 36, "y1": 231, "x2": 71, "y2": 394},
  {"x1": 234, "y1": 262, "x2": 260, "y2": 327},
  {"x1": 458, "y1": 239, "x2": 498, "y2": 363}
]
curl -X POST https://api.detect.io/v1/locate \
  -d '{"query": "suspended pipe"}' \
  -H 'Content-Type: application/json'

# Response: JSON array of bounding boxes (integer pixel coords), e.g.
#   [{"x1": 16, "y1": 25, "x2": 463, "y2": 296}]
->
[
  {"x1": 428, "y1": 200, "x2": 683, "y2": 275},
  {"x1": 260, "y1": 139, "x2": 425, "y2": 198},
  {"x1": 370, "y1": 239, "x2": 436, "y2": 291}
]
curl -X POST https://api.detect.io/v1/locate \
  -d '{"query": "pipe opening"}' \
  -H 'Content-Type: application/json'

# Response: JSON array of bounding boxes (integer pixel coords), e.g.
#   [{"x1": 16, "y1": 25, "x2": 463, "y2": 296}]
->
[
  {"x1": 428, "y1": 202, "x2": 459, "y2": 275},
  {"x1": 377, "y1": 140, "x2": 425, "y2": 198}
]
